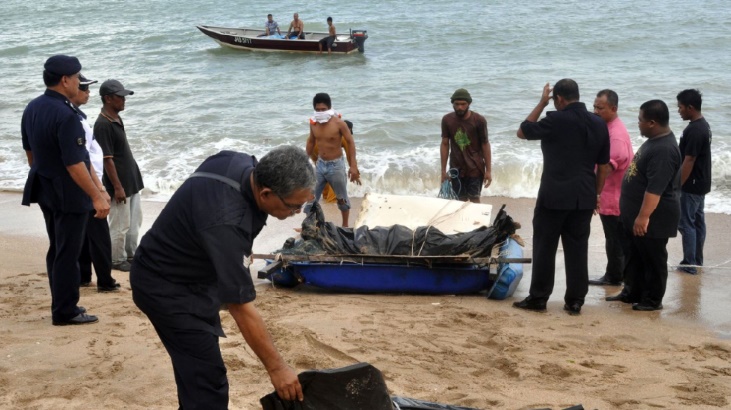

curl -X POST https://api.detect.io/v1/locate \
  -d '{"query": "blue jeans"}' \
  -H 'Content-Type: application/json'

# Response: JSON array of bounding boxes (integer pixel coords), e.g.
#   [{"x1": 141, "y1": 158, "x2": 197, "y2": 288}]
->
[
  {"x1": 678, "y1": 192, "x2": 706, "y2": 273},
  {"x1": 305, "y1": 157, "x2": 350, "y2": 212}
]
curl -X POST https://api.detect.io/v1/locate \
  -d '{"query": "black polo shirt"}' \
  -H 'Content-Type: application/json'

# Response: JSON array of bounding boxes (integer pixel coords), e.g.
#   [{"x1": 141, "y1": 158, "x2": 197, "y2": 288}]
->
[
  {"x1": 21, "y1": 89, "x2": 91, "y2": 213},
  {"x1": 131, "y1": 151, "x2": 267, "y2": 336},
  {"x1": 620, "y1": 133, "x2": 681, "y2": 238},
  {"x1": 94, "y1": 112, "x2": 144, "y2": 196},
  {"x1": 678, "y1": 117, "x2": 712, "y2": 195},
  {"x1": 520, "y1": 102, "x2": 610, "y2": 210}
]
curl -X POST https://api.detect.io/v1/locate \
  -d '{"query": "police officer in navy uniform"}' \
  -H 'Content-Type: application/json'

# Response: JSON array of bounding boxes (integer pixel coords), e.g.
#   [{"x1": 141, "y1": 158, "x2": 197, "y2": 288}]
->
[{"x1": 21, "y1": 55, "x2": 110, "y2": 326}]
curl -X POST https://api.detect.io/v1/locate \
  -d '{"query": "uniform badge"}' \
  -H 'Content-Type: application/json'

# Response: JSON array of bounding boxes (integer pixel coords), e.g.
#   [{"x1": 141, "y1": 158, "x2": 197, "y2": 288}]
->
[
  {"x1": 76, "y1": 137, "x2": 85, "y2": 146},
  {"x1": 243, "y1": 254, "x2": 252, "y2": 269}
]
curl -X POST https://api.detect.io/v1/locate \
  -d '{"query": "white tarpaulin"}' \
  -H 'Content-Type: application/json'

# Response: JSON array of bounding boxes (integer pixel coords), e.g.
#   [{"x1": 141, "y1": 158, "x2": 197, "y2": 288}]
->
[{"x1": 354, "y1": 193, "x2": 493, "y2": 234}]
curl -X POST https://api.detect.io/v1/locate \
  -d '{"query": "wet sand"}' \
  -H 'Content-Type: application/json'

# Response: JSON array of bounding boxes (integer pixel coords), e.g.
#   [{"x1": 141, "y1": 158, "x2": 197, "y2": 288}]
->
[{"x1": 1, "y1": 191, "x2": 730, "y2": 409}]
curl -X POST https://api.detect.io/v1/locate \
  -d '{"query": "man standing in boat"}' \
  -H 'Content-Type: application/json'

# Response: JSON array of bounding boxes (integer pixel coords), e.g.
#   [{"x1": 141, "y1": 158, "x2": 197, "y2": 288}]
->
[
  {"x1": 286, "y1": 13, "x2": 305, "y2": 39},
  {"x1": 439, "y1": 88, "x2": 492, "y2": 203},
  {"x1": 305, "y1": 92, "x2": 360, "y2": 227},
  {"x1": 264, "y1": 14, "x2": 281, "y2": 37}
]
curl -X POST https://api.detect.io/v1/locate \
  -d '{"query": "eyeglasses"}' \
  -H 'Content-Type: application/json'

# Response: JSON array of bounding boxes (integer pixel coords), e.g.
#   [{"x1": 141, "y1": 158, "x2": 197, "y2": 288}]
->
[
  {"x1": 276, "y1": 193, "x2": 305, "y2": 212},
  {"x1": 79, "y1": 85, "x2": 89, "y2": 92}
]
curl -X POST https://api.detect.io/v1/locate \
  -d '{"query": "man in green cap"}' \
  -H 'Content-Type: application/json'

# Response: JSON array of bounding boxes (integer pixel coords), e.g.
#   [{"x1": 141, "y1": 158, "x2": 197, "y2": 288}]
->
[{"x1": 440, "y1": 88, "x2": 492, "y2": 203}]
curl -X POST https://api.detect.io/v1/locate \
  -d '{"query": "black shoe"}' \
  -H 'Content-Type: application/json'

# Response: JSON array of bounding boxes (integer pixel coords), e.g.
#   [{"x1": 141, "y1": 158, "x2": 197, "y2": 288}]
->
[
  {"x1": 77, "y1": 306, "x2": 87, "y2": 314},
  {"x1": 98, "y1": 281, "x2": 121, "y2": 292},
  {"x1": 588, "y1": 275, "x2": 622, "y2": 286},
  {"x1": 632, "y1": 303, "x2": 663, "y2": 311},
  {"x1": 112, "y1": 261, "x2": 132, "y2": 272},
  {"x1": 52, "y1": 313, "x2": 99, "y2": 326},
  {"x1": 563, "y1": 303, "x2": 581, "y2": 315},
  {"x1": 80, "y1": 281, "x2": 92, "y2": 287},
  {"x1": 605, "y1": 293, "x2": 634, "y2": 303},
  {"x1": 512, "y1": 296, "x2": 547, "y2": 312}
]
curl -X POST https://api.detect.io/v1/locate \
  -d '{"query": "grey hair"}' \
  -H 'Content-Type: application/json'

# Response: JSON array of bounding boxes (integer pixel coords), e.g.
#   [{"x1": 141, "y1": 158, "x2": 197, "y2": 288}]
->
[{"x1": 254, "y1": 145, "x2": 315, "y2": 197}]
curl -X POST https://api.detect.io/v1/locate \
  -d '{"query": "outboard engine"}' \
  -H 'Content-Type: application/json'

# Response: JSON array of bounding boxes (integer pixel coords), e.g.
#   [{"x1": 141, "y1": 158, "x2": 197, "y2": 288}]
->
[{"x1": 350, "y1": 29, "x2": 368, "y2": 53}]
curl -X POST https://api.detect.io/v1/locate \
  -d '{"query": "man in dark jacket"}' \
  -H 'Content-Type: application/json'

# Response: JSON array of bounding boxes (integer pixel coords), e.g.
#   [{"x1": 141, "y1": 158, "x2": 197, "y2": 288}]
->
[
  {"x1": 131, "y1": 146, "x2": 314, "y2": 408},
  {"x1": 513, "y1": 79, "x2": 611, "y2": 315}
]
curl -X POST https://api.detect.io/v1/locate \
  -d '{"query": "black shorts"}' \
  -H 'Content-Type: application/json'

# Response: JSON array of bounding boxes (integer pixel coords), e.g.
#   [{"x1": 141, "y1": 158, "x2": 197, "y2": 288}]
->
[
  {"x1": 319, "y1": 36, "x2": 335, "y2": 48},
  {"x1": 450, "y1": 175, "x2": 483, "y2": 201}
]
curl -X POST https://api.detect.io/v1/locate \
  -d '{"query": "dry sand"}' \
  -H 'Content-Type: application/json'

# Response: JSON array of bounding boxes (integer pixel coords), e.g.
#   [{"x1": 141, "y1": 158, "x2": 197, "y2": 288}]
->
[{"x1": 1, "y1": 191, "x2": 730, "y2": 409}]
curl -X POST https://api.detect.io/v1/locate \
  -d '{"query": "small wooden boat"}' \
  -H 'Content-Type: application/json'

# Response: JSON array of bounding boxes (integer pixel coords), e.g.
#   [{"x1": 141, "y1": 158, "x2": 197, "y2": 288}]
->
[{"x1": 196, "y1": 25, "x2": 369, "y2": 54}]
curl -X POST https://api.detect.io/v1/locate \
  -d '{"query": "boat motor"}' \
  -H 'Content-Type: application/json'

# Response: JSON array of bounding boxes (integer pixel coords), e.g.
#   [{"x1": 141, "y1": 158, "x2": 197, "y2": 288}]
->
[{"x1": 350, "y1": 29, "x2": 368, "y2": 53}]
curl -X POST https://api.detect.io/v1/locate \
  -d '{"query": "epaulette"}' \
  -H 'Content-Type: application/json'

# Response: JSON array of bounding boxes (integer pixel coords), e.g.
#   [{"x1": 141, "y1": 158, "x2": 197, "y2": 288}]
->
[{"x1": 63, "y1": 99, "x2": 80, "y2": 115}]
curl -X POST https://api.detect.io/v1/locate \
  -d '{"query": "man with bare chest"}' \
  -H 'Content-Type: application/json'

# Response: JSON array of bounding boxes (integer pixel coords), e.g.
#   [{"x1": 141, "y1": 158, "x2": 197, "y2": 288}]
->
[
  {"x1": 286, "y1": 13, "x2": 305, "y2": 39},
  {"x1": 305, "y1": 93, "x2": 360, "y2": 226}
]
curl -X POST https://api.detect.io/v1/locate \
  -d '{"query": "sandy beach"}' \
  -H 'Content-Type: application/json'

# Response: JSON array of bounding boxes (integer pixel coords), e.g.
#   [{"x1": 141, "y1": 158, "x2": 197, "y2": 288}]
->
[{"x1": 1, "y1": 191, "x2": 730, "y2": 409}]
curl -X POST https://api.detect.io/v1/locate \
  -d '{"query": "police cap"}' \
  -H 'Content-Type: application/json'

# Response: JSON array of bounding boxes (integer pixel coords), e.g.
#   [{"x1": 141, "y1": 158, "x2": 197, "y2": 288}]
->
[{"x1": 44, "y1": 55, "x2": 82, "y2": 76}]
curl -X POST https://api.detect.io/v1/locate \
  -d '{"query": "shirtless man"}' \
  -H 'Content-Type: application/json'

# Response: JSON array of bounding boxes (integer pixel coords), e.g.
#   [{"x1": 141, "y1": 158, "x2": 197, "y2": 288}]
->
[
  {"x1": 319, "y1": 17, "x2": 336, "y2": 54},
  {"x1": 285, "y1": 13, "x2": 305, "y2": 39},
  {"x1": 305, "y1": 93, "x2": 360, "y2": 226}
]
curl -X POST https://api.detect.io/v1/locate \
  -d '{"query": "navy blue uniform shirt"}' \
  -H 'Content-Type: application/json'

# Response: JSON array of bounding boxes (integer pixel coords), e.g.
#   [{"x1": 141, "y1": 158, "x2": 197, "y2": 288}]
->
[{"x1": 21, "y1": 89, "x2": 91, "y2": 212}]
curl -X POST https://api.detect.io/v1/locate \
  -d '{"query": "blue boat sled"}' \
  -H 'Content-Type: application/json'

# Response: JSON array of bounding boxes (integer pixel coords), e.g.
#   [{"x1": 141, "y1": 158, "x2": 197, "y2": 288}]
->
[{"x1": 258, "y1": 237, "x2": 525, "y2": 300}]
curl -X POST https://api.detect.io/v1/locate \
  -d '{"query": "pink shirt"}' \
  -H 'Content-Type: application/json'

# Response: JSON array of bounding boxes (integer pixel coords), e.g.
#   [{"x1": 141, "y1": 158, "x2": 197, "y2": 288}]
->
[{"x1": 599, "y1": 117, "x2": 634, "y2": 216}]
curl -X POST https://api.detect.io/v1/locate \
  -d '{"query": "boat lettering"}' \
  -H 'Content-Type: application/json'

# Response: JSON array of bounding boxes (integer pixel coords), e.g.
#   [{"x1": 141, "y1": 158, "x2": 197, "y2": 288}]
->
[{"x1": 234, "y1": 36, "x2": 252, "y2": 44}]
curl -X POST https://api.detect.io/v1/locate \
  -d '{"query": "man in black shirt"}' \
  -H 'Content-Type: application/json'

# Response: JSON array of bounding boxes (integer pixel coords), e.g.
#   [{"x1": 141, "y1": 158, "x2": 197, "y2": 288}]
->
[
  {"x1": 131, "y1": 146, "x2": 313, "y2": 408},
  {"x1": 606, "y1": 100, "x2": 681, "y2": 311},
  {"x1": 94, "y1": 79, "x2": 144, "y2": 272},
  {"x1": 676, "y1": 89, "x2": 712, "y2": 275},
  {"x1": 513, "y1": 79, "x2": 611, "y2": 316}
]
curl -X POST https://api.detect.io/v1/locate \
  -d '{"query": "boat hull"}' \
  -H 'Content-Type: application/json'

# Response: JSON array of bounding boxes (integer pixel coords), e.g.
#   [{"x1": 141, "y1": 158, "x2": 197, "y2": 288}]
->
[
  {"x1": 266, "y1": 238, "x2": 523, "y2": 298},
  {"x1": 197, "y1": 25, "x2": 368, "y2": 54}
]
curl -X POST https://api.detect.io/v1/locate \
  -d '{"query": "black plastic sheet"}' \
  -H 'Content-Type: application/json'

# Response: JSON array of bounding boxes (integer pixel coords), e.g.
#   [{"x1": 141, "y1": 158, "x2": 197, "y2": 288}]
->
[
  {"x1": 280, "y1": 202, "x2": 516, "y2": 258},
  {"x1": 260, "y1": 363, "x2": 483, "y2": 410}
]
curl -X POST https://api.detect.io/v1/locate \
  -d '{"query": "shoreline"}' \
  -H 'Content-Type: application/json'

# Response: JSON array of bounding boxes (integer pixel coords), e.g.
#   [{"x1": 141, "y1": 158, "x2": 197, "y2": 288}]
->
[{"x1": 1, "y1": 191, "x2": 730, "y2": 409}]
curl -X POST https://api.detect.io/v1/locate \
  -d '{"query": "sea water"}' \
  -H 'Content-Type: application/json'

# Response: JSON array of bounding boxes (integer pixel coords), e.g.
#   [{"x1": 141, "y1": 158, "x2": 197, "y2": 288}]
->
[{"x1": 1, "y1": 0, "x2": 729, "y2": 212}]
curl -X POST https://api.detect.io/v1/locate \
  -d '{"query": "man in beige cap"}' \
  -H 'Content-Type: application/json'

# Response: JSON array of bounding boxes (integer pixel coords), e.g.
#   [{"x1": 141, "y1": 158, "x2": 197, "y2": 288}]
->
[{"x1": 439, "y1": 88, "x2": 492, "y2": 203}]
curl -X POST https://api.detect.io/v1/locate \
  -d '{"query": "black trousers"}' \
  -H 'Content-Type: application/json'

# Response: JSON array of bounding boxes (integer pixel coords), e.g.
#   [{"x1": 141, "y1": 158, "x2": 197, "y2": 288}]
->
[
  {"x1": 529, "y1": 206, "x2": 593, "y2": 305},
  {"x1": 599, "y1": 214, "x2": 626, "y2": 282},
  {"x1": 79, "y1": 211, "x2": 114, "y2": 286},
  {"x1": 147, "y1": 320, "x2": 229, "y2": 409},
  {"x1": 39, "y1": 203, "x2": 87, "y2": 322},
  {"x1": 622, "y1": 228, "x2": 669, "y2": 306}
]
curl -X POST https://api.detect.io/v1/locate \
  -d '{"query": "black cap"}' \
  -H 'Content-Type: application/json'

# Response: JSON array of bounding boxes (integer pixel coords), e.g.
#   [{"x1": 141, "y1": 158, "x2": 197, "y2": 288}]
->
[
  {"x1": 99, "y1": 79, "x2": 134, "y2": 97},
  {"x1": 79, "y1": 74, "x2": 97, "y2": 86},
  {"x1": 44, "y1": 55, "x2": 82, "y2": 76}
]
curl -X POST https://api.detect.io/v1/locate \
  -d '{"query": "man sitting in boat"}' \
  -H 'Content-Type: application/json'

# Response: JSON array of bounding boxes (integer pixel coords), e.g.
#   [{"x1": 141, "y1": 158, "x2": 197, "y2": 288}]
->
[
  {"x1": 319, "y1": 17, "x2": 337, "y2": 54},
  {"x1": 262, "y1": 14, "x2": 281, "y2": 37},
  {"x1": 285, "y1": 13, "x2": 305, "y2": 39}
]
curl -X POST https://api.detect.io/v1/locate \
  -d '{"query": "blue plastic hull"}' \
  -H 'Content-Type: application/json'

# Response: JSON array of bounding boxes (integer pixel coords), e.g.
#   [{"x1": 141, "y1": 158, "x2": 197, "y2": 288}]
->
[{"x1": 269, "y1": 238, "x2": 523, "y2": 298}]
